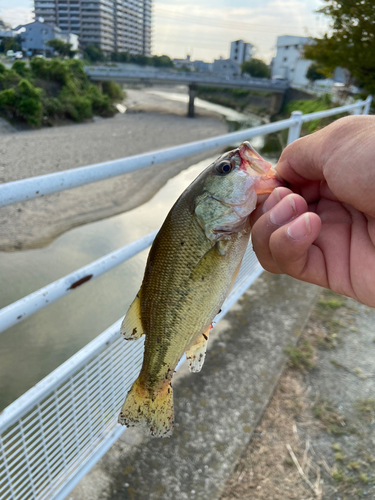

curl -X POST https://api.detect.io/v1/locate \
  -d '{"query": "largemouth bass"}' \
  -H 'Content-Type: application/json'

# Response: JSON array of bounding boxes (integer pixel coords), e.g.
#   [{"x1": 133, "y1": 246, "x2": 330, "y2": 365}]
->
[{"x1": 118, "y1": 142, "x2": 281, "y2": 437}]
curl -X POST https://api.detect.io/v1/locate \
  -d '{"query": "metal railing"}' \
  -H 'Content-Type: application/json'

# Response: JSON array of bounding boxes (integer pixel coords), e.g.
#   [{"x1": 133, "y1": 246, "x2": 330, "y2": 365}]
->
[
  {"x1": 0, "y1": 95, "x2": 372, "y2": 500},
  {"x1": 85, "y1": 65, "x2": 289, "y2": 92}
]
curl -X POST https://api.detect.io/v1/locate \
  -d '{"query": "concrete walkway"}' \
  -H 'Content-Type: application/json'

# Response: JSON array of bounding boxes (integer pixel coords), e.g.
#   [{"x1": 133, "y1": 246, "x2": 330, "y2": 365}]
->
[{"x1": 69, "y1": 272, "x2": 318, "y2": 500}]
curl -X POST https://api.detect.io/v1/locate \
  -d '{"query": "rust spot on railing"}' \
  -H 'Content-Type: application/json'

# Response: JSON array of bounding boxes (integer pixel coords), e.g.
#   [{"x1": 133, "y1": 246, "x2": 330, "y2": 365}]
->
[{"x1": 67, "y1": 274, "x2": 93, "y2": 290}]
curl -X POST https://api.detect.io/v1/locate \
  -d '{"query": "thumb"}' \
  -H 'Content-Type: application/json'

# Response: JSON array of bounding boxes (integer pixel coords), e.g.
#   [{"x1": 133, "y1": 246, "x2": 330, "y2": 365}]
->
[{"x1": 268, "y1": 213, "x2": 327, "y2": 287}]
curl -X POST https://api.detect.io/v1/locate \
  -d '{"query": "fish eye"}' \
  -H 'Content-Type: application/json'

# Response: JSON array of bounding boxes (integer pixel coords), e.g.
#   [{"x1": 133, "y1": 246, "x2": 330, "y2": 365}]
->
[{"x1": 216, "y1": 161, "x2": 234, "y2": 176}]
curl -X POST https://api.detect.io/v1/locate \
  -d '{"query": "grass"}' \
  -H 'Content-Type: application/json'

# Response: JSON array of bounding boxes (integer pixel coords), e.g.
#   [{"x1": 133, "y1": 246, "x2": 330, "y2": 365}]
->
[
  {"x1": 313, "y1": 399, "x2": 349, "y2": 435},
  {"x1": 284, "y1": 339, "x2": 315, "y2": 371},
  {"x1": 355, "y1": 398, "x2": 375, "y2": 421}
]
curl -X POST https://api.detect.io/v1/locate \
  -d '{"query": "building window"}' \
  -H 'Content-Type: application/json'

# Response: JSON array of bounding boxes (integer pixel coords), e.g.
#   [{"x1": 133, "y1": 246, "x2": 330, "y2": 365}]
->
[
  {"x1": 285, "y1": 46, "x2": 289, "y2": 49},
  {"x1": 283, "y1": 57, "x2": 287, "y2": 61}
]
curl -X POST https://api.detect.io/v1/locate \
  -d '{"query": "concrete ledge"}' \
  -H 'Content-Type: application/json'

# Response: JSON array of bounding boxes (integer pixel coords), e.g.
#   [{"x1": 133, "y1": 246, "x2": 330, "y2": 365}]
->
[{"x1": 69, "y1": 273, "x2": 318, "y2": 500}]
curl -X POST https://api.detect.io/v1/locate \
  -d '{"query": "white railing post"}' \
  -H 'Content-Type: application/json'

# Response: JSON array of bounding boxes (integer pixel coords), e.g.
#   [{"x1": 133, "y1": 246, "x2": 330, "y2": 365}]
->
[
  {"x1": 352, "y1": 99, "x2": 363, "y2": 115},
  {"x1": 287, "y1": 110, "x2": 303, "y2": 145},
  {"x1": 363, "y1": 95, "x2": 372, "y2": 115}
]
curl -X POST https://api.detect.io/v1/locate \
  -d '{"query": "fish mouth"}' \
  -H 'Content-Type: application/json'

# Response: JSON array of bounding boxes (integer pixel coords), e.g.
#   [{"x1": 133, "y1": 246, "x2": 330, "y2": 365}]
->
[
  {"x1": 238, "y1": 142, "x2": 284, "y2": 194},
  {"x1": 238, "y1": 141, "x2": 273, "y2": 175}
]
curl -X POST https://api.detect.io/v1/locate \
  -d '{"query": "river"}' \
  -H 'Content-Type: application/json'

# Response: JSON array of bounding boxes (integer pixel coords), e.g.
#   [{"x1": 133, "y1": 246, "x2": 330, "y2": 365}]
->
[{"x1": 0, "y1": 96, "x2": 270, "y2": 411}]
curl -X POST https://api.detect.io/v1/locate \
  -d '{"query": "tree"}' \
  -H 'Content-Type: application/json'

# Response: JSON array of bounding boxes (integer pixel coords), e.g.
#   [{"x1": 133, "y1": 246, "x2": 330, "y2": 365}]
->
[
  {"x1": 83, "y1": 44, "x2": 105, "y2": 63},
  {"x1": 152, "y1": 55, "x2": 174, "y2": 68},
  {"x1": 46, "y1": 39, "x2": 76, "y2": 58},
  {"x1": 306, "y1": 62, "x2": 328, "y2": 82},
  {"x1": 241, "y1": 58, "x2": 270, "y2": 78},
  {"x1": 304, "y1": 0, "x2": 375, "y2": 93},
  {"x1": 0, "y1": 36, "x2": 21, "y2": 53}
]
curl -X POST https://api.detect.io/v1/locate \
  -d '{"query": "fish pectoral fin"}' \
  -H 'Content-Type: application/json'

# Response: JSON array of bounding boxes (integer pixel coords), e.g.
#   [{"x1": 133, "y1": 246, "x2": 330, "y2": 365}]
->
[
  {"x1": 120, "y1": 290, "x2": 144, "y2": 340},
  {"x1": 190, "y1": 244, "x2": 222, "y2": 282},
  {"x1": 186, "y1": 326, "x2": 211, "y2": 373}
]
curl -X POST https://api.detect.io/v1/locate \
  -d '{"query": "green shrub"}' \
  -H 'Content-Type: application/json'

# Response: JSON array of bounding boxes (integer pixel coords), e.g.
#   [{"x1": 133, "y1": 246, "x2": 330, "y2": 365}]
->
[
  {"x1": 30, "y1": 57, "x2": 70, "y2": 85},
  {"x1": 60, "y1": 88, "x2": 92, "y2": 121},
  {"x1": 0, "y1": 79, "x2": 43, "y2": 126},
  {"x1": 0, "y1": 57, "x2": 120, "y2": 126},
  {"x1": 102, "y1": 80, "x2": 124, "y2": 101},
  {"x1": 86, "y1": 85, "x2": 114, "y2": 116},
  {"x1": 0, "y1": 69, "x2": 20, "y2": 91},
  {"x1": 12, "y1": 61, "x2": 31, "y2": 78},
  {"x1": 43, "y1": 96, "x2": 64, "y2": 118}
]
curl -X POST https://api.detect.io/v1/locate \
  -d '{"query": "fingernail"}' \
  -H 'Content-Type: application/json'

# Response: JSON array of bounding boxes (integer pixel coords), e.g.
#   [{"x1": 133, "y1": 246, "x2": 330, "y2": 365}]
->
[
  {"x1": 262, "y1": 188, "x2": 282, "y2": 214},
  {"x1": 269, "y1": 196, "x2": 296, "y2": 225},
  {"x1": 287, "y1": 213, "x2": 311, "y2": 240}
]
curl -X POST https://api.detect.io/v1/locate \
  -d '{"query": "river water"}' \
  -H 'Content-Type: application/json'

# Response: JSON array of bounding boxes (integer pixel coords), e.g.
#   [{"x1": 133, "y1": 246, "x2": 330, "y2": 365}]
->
[{"x1": 0, "y1": 97, "x2": 268, "y2": 411}]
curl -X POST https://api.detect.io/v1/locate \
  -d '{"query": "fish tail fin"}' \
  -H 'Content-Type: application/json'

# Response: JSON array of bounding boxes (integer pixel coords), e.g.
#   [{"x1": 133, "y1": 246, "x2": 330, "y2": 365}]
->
[{"x1": 118, "y1": 377, "x2": 174, "y2": 438}]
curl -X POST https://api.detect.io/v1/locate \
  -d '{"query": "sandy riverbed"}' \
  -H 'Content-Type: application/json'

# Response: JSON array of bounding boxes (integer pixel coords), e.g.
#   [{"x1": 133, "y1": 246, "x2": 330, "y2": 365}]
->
[{"x1": 0, "y1": 87, "x2": 227, "y2": 251}]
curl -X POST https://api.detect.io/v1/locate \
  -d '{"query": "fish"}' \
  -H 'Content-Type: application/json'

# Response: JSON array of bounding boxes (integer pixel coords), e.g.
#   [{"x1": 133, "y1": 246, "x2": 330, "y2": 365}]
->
[{"x1": 118, "y1": 142, "x2": 281, "y2": 437}]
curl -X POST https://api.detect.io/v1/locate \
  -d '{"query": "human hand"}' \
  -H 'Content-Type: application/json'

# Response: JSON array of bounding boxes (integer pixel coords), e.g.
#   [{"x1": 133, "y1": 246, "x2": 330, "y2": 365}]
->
[{"x1": 250, "y1": 115, "x2": 375, "y2": 307}]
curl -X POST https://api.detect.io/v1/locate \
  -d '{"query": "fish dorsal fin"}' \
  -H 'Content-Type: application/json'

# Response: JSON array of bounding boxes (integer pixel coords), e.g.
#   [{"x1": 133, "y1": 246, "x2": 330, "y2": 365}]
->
[
  {"x1": 185, "y1": 325, "x2": 211, "y2": 373},
  {"x1": 120, "y1": 290, "x2": 144, "y2": 340}
]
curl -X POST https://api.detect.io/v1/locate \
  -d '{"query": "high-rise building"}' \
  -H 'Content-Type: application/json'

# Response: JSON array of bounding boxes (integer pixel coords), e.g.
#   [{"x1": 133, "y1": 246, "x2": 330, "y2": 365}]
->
[
  {"x1": 34, "y1": 0, "x2": 152, "y2": 55},
  {"x1": 230, "y1": 40, "x2": 253, "y2": 64}
]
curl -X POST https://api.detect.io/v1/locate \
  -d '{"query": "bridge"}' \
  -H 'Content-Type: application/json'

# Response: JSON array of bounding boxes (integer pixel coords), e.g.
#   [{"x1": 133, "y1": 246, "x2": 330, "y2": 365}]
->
[{"x1": 85, "y1": 65, "x2": 289, "y2": 117}]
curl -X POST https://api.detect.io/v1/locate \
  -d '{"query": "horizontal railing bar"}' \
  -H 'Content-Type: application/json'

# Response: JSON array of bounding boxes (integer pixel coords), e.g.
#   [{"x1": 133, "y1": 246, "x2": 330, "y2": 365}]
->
[
  {"x1": 301, "y1": 101, "x2": 365, "y2": 122},
  {"x1": 0, "y1": 118, "x2": 296, "y2": 208},
  {"x1": 0, "y1": 99, "x2": 368, "y2": 211},
  {"x1": 0, "y1": 230, "x2": 157, "y2": 335}
]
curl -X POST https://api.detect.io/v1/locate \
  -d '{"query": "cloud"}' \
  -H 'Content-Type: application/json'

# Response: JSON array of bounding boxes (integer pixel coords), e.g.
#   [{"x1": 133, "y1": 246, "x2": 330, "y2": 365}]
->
[
  {"x1": 1, "y1": 7, "x2": 34, "y2": 28},
  {"x1": 153, "y1": 0, "x2": 329, "y2": 61}
]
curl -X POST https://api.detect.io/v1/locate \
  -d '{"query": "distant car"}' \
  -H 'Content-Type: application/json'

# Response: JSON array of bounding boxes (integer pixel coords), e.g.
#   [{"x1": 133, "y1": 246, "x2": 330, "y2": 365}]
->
[
  {"x1": 6, "y1": 50, "x2": 15, "y2": 58},
  {"x1": 14, "y1": 51, "x2": 23, "y2": 59}
]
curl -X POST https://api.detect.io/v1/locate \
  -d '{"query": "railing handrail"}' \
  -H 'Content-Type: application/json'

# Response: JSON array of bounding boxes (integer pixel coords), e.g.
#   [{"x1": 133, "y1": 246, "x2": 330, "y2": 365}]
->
[
  {"x1": 0, "y1": 98, "x2": 370, "y2": 209},
  {"x1": 0, "y1": 119, "x2": 295, "y2": 208}
]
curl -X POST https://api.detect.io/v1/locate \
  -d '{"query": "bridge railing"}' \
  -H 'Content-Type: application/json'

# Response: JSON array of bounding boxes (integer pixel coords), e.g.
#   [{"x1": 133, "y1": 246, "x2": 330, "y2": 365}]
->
[
  {"x1": 85, "y1": 66, "x2": 289, "y2": 89},
  {"x1": 0, "y1": 96, "x2": 372, "y2": 500}
]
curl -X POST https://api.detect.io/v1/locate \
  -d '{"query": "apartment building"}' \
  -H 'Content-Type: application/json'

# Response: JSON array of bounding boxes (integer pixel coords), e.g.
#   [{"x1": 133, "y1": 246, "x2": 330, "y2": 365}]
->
[
  {"x1": 230, "y1": 40, "x2": 254, "y2": 64},
  {"x1": 271, "y1": 35, "x2": 312, "y2": 85},
  {"x1": 34, "y1": 0, "x2": 152, "y2": 55}
]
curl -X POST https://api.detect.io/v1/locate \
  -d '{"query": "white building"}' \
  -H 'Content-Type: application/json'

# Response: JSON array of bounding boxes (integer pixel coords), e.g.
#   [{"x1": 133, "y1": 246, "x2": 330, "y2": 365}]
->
[
  {"x1": 212, "y1": 58, "x2": 240, "y2": 77},
  {"x1": 271, "y1": 35, "x2": 312, "y2": 85},
  {"x1": 230, "y1": 40, "x2": 254, "y2": 64},
  {"x1": 173, "y1": 55, "x2": 195, "y2": 71}
]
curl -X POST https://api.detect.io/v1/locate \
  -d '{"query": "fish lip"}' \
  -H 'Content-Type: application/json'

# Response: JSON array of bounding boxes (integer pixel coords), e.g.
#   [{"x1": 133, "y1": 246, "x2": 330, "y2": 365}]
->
[{"x1": 238, "y1": 141, "x2": 273, "y2": 175}]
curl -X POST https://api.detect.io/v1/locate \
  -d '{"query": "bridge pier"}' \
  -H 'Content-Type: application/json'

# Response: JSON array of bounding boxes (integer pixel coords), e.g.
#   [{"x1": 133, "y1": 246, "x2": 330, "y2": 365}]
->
[{"x1": 188, "y1": 84, "x2": 197, "y2": 118}]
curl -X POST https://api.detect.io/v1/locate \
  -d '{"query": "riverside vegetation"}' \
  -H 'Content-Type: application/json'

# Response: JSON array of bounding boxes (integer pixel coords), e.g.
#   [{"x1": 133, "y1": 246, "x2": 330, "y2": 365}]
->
[{"x1": 0, "y1": 58, "x2": 124, "y2": 127}]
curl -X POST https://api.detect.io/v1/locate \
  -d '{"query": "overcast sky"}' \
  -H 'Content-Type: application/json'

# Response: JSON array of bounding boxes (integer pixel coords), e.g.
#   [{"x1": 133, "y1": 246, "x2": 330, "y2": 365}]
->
[{"x1": 1, "y1": 0, "x2": 329, "y2": 62}]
